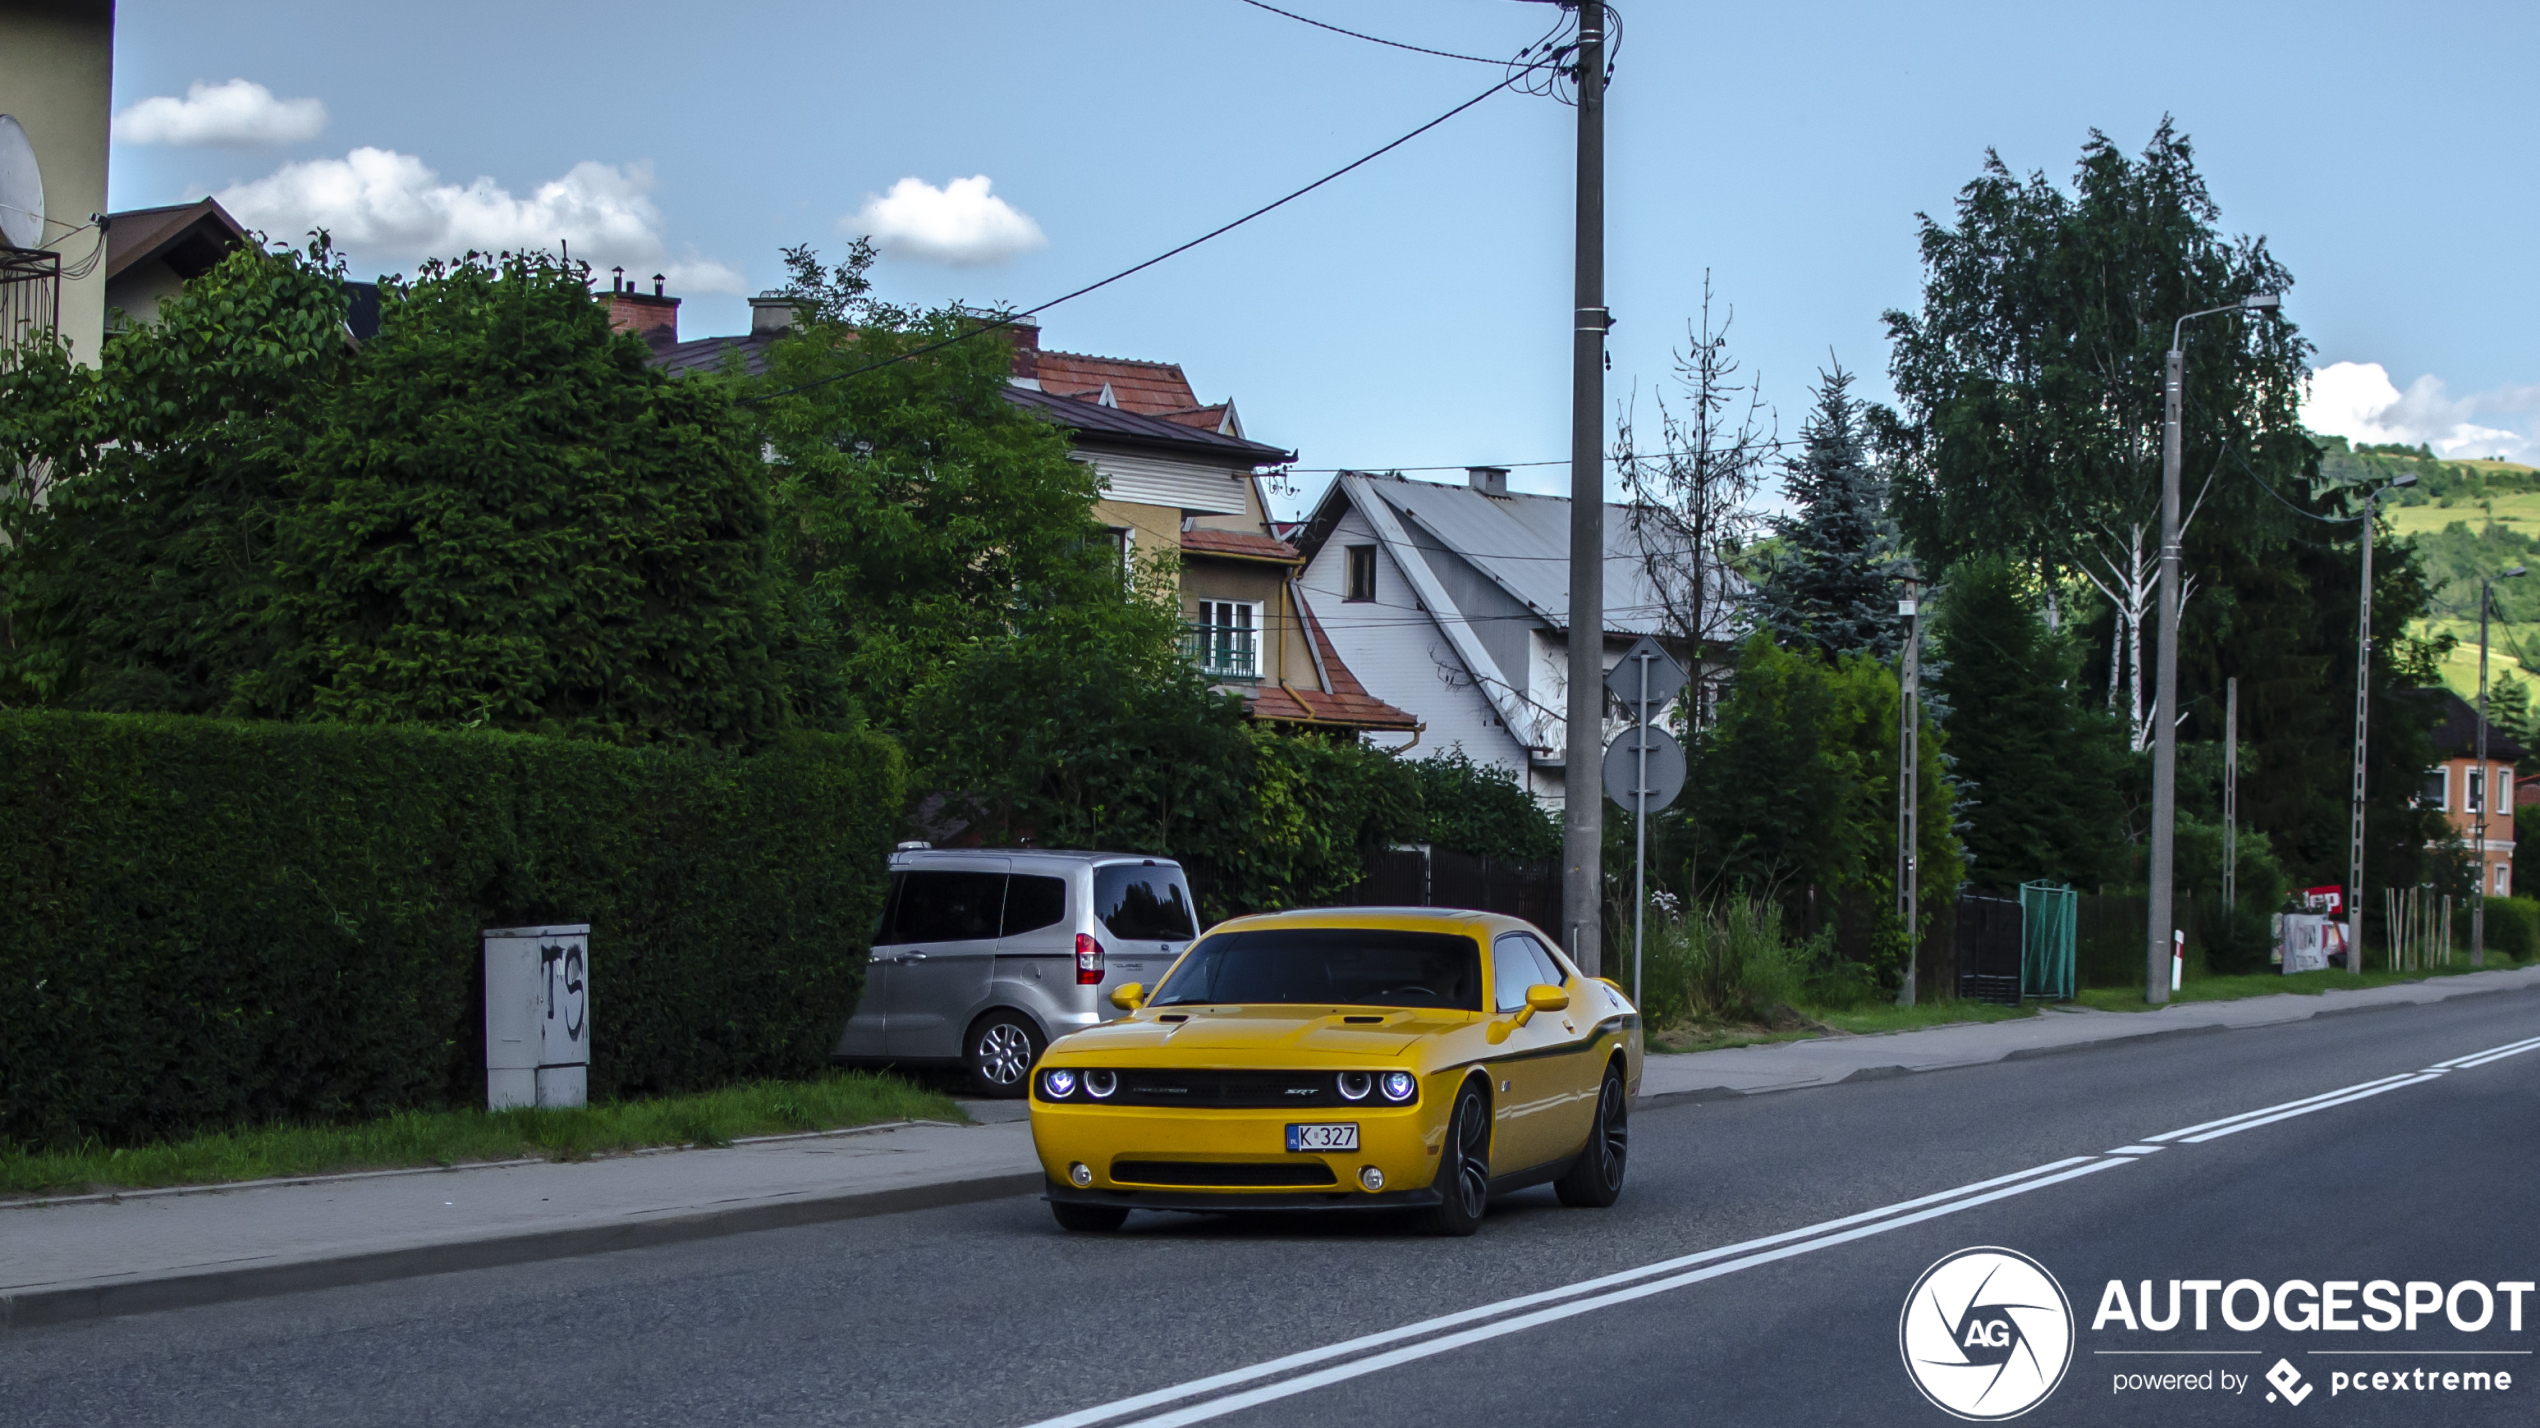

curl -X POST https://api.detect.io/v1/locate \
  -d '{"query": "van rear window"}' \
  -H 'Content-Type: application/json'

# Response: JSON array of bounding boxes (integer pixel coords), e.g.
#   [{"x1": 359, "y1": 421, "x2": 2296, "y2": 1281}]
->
[{"x1": 1094, "y1": 864, "x2": 1196, "y2": 942}]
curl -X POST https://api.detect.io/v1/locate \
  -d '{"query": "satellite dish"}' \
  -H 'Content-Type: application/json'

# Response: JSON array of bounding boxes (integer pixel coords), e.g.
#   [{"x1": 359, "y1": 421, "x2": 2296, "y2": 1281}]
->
[{"x1": 0, "y1": 115, "x2": 43, "y2": 250}]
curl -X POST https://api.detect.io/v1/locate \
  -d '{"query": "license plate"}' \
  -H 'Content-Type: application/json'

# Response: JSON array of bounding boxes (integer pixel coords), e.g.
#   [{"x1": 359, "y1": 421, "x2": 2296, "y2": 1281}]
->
[{"x1": 1286, "y1": 1122, "x2": 1359, "y2": 1153}]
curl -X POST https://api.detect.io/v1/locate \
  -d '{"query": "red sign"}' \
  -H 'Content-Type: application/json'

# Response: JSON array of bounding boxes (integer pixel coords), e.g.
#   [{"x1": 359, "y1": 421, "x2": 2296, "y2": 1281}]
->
[{"x1": 2303, "y1": 885, "x2": 2344, "y2": 916}]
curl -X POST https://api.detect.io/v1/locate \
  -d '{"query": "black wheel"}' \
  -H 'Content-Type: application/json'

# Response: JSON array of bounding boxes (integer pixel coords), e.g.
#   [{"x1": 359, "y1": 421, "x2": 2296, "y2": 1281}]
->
[
  {"x1": 1419, "y1": 1080, "x2": 1492, "y2": 1237},
  {"x1": 1555, "y1": 1063, "x2": 1629, "y2": 1208},
  {"x1": 1051, "y1": 1198, "x2": 1129, "y2": 1233},
  {"x1": 965, "y1": 1010, "x2": 1044, "y2": 1097}
]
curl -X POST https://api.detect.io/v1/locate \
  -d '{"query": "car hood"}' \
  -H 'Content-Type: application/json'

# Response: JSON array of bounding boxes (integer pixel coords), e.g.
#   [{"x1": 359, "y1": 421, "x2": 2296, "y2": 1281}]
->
[{"x1": 1052, "y1": 1005, "x2": 1470, "y2": 1061}]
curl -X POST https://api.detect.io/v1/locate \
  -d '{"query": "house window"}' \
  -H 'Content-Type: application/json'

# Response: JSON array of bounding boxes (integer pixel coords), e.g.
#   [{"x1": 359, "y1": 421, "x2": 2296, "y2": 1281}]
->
[
  {"x1": 2470, "y1": 767, "x2": 2489, "y2": 813},
  {"x1": 1105, "y1": 527, "x2": 1133, "y2": 585},
  {"x1": 2499, "y1": 864, "x2": 2512, "y2": 897},
  {"x1": 1345, "y1": 545, "x2": 1377, "y2": 602},
  {"x1": 2422, "y1": 768, "x2": 2448, "y2": 811},
  {"x1": 1189, "y1": 599, "x2": 1262, "y2": 681}
]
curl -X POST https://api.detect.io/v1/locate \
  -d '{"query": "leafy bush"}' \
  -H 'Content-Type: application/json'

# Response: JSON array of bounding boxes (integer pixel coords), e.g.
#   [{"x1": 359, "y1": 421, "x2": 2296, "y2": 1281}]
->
[
  {"x1": 1411, "y1": 747, "x2": 1559, "y2": 865},
  {"x1": 2484, "y1": 896, "x2": 2539, "y2": 961},
  {"x1": 0, "y1": 711, "x2": 901, "y2": 1149},
  {"x1": 1638, "y1": 895, "x2": 1821, "y2": 1026}
]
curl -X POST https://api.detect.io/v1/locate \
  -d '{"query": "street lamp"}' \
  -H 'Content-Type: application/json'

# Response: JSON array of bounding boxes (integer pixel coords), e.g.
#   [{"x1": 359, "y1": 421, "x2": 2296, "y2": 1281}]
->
[
  {"x1": 2474, "y1": 564, "x2": 2528, "y2": 966},
  {"x1": 2342, "y1": 469, "x2": 2417, "y2": 973},
  {"x1": 2146, "y1": 292, "x2": 2282, "y2": 1004}
]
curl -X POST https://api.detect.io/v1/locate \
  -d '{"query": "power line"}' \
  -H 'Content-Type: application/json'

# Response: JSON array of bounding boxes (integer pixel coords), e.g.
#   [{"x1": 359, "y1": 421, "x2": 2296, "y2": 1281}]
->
[
  {"x1": 1232, "y1": 0, "x2": 1506, "y2": 64},
  {"x1": 743, "y1": 65, "x2": 1548, "y2": 407}
]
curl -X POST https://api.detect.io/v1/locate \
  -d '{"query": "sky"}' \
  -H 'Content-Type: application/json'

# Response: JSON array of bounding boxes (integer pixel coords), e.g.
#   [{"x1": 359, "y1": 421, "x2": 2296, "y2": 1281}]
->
[{"x1": 103, "y1": 1, "x2": 2540, "y2": 516}]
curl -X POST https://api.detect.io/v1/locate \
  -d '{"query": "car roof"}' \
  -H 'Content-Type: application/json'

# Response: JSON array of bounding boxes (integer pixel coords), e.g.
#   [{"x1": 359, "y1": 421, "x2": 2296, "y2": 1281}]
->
[
  {"x1": 1198, "y1": 906, "x2": 1544, "y2": 940},
  {"x1": 888, "y1": 848, "x2": 1184, "y2": 871}
]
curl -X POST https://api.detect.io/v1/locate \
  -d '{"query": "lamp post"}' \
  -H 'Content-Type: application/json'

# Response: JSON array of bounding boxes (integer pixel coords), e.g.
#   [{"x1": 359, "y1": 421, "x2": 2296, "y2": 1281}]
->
[
  {"x1": 2146, "y1": 293, "x2": 2281, "y2": 1004},
  {"x1": 2344, "y1": 469, "x2": 2418, "y2": 972},
  {"x1": 2474, "y1": 564, "x2": 2528, "y2": 966}
]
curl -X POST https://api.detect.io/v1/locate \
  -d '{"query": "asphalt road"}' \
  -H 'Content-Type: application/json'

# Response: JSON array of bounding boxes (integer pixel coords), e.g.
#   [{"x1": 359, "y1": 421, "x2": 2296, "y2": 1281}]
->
[{"x1": 7, "y1": 988, "x2": 2536, "y2": 1428}]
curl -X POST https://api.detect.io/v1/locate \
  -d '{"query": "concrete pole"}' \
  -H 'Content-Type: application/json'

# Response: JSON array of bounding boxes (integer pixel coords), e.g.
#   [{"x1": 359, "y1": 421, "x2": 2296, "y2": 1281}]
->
[
  {"x1": 2475, "y1": 578, "x2": 2490, "y2": 966},
  {"x1": 2223, "y1": 676, "x2": 2238, "y2": 912},
  {"x1": 2146, "y1": 347, "x2": 2184, "y2": 1004},
  {"x1": 1895, "y1": 594, "x2": 1922, "y2": 1006},
  {"x1": 1560, "y1": 1, "x2": 1608, "y2": 976},
  {"x1": 2347, "y1": 494, "x2": 2376, "y2": 974}
]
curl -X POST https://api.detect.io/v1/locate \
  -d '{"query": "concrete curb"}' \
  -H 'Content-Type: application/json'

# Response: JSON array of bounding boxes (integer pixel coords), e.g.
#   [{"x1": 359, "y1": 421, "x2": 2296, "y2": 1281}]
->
[{"x1": 2, "y1": 1169, "x2": 1046, "y2": 1332}]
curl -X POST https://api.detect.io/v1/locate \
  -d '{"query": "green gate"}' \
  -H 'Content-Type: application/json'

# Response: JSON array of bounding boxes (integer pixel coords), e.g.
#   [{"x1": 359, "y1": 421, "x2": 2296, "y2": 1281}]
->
[{"x1": 2019, "y1": 881, "x2": 2077, "y2": 1001}]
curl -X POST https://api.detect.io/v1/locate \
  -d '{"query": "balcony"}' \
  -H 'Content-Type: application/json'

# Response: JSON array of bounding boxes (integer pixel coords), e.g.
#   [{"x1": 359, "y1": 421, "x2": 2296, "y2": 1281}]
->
[{"x1": 1183, "y1": 621, "x2": 1260, "y2": 683}]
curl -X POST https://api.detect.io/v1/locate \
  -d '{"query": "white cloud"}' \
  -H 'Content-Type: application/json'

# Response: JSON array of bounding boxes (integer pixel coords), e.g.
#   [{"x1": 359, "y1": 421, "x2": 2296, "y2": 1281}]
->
[
  {"x1": 215, "y1": 148, "x2": 742, "y2": 292},
  {"x1": 848, "y1": 175, "x2": 1046, "y2": 266},
  {"x1": 2302, "y1": 360, "x2": 2540, "y2": 463},
  {"x1": 114, "y1": 80, "x2": 327, "y2": 147}
]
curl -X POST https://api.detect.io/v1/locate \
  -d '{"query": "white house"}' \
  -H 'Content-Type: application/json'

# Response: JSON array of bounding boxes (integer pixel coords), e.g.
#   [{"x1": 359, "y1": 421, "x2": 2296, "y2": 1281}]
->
[{"x1": 1290, "y1": 467, "x2": 1722, "y2": 807}]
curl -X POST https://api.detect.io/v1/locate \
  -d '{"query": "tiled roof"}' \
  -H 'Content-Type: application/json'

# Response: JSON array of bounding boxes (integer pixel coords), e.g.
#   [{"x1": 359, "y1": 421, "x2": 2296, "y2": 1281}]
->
[
  {"x1": 2430, "y1": 688, "x2": 2527, "y2": 763},
  {"x1": 1035, "y1": 350, "x2": 1199, "y2": 415},
  {"x1": 1181, "y1": 529, "x2": 1300, "y2": 562},
  {"x1": 1158, "y1": 404, "x2": 1234, "y2": 434},
  {"x1": 106, "y1": 199, "x2": 248, "y2": 282},
  {"x1": 653, "y1": 332, "x2": 777, "y2": 379},
  {"x1": 1008, "y1": 386, "x2": 1290, "y2": 462},
  {"x1": 1243, "y1": 596, "x2": 1419, "y2": 731}
]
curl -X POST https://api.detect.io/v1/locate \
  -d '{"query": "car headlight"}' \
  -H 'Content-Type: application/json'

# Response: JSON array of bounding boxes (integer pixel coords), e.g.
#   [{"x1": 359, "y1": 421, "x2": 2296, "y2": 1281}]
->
[
  {"x1": 1336, "y1": 1071, "x2": 1372, "y2": 1101},
  {"x1": 1085, "y1": 1069, "x2": 1118, "y2": 1099},
  {"x1": 1380, "y1": 1071, "x2": 1417, "y2": 1104},
  {"x1": 1042, "y1": 1068, "x2": 1077, "y2": 1100}
]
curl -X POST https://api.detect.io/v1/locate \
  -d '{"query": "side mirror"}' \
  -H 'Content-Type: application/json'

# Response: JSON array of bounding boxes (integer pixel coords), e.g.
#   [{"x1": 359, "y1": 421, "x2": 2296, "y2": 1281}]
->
[
  {"x1": 1525, "y1": 984, "x2": 1571, "y2": 1014},
  {"x1": 1109, "y1": 982, "x2": 1145, "y2": 1011}
]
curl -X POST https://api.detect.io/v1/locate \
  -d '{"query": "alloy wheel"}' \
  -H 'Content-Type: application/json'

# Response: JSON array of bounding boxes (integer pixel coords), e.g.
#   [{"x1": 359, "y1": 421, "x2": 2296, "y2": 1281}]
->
[
  {"x1": 978, "y1": 1022, "x2": 1033, "y2": 1086},
  {"x1": 1593, "y1": 1074, "x2": 1628, "y2": 1183},
  {"x1": 1452, "y1": 1091, "x2": 1490, "y2": 1218}
]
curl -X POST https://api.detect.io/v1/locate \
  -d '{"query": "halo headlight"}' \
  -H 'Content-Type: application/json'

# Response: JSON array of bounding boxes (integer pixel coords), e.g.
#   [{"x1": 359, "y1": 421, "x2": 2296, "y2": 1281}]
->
[
  {"x1": 1380, "y1": 1071, "x2": 1417, "y2": 1103},
  {"x1": 1336, "y1": 1071, "x2": 1373, "y2": 1101},
  {"x1": 1042, "y1": 1068, "x2": 1077, "y2": 1100},
  {"x1": 1085, "y1": 1069, "x2": 1118, "y2": 1099}
]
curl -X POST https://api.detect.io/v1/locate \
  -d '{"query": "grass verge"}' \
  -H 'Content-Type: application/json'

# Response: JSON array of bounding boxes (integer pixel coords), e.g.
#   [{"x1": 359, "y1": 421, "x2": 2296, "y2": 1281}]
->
[
  {"x1": 1645, "y1": 997, "x2": 2036, "y2": 1053},
  {"x1": 2073, "y1": 956, "x2": 2525, "y2": 1013},
  {"x1": 1811, "y1": 1000, "x2": 2039, "y2": 1035},
  {"x1": 0, "y1": 1070, "x2": 962, "y2": 1199}
]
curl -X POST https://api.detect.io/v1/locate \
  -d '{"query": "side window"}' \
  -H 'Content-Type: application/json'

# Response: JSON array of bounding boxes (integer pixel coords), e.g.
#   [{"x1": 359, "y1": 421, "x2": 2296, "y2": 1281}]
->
[
  {"x1": 871, "y1": 871, "x2": 906, "y2": 946},
  {"x1": 1002, "y1": 874, "x2": 1067, "y2": 937},
  {"x1": 884, "y1": 870, "x2": 1006, "y2": 944},
  {"x1": 1345, "y1": 545, "x2": 1377, "y2": 602},
  {"x1": 1518, "y1": 935, "x2": 1572, "y2": 988},
  {"x1": 1492, "y1": 935, "x2": 1544, "y2": 1012}
]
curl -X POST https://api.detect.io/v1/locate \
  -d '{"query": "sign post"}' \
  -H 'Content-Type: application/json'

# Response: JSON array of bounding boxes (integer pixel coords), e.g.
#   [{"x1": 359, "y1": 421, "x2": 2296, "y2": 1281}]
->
[
  {"x1": 484, "y1": 924, "x2": 591, "y2": 1110},
  {"x1": 1604, "y1": 636, "x2": 1689, "y2": 1004}
]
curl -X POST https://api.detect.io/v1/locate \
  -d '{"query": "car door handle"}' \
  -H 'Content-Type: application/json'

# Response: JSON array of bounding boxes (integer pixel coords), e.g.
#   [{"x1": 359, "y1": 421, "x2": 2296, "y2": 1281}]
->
[{"x1": 902, "y1": 951, "x2": 928, "y2": 961}]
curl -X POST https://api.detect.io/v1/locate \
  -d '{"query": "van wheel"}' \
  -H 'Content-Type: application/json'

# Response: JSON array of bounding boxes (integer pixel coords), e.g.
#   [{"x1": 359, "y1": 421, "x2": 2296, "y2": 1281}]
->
[{"x1": 966, "y1": 1011, "x2": 1044, "y2": 1097}]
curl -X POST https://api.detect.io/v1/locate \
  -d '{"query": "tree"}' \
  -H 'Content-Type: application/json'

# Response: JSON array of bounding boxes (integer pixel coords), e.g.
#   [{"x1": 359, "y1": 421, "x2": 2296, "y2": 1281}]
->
[
  {"x1": 746, "y1": 246, "x2": 1117, "y2": 733},
  {"x1": 1750, "y1": 365, "x2": 1907, "y2": 661},
  {"x1": 242, "y1": 250, "x2": 784, "y2": 745},
  {"x1": 1928, "y1": 556, "x2": 2130, "y2": 890},
  {"x1": 1616, "y1": 274, "x2": 1773, "y2": 721}
]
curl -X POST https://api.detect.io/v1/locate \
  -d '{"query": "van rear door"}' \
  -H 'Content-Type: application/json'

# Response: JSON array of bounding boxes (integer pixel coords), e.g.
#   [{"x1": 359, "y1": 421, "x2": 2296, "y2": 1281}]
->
[{"x1": 1092, "y1": 861, "x2": 1199, "y2": 1006}]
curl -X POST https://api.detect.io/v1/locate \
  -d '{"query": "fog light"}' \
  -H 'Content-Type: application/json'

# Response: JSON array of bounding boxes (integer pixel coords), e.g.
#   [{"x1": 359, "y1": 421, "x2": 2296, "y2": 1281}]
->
[
  {"x1": 1358, "y1": 1166, "x2": 1385, "y2": 1192},
  {"x1": 1069, "y1": 1162, "x2": 1093, "y2": 1187}
]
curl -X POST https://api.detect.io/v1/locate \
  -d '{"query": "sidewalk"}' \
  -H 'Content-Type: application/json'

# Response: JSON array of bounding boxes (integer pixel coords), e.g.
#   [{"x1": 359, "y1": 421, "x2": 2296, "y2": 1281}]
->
[
  {"x1": 8, "y1": 965, "x2": 2535, "y2": 1331},
  {"x1": 1635, "y1": 962, "x2": 2540, "y2": 1105}
]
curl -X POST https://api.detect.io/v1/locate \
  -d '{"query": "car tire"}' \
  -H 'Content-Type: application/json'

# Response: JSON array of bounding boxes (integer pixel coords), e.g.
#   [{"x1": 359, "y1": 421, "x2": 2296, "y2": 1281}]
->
[
  {"x1": 1050, "y1": 1197, "x2": 1130, "y2": 1233},
  {"x1": 965, "y1": 1010, "x2": 1044, "y2": 1098},
  {"x1": 1419, "y1": 1080, "x2": 1491, "y2": 1237},
  {"x1": 1554, "y1": 1062, "x2": 1629, "y2": 1208}
]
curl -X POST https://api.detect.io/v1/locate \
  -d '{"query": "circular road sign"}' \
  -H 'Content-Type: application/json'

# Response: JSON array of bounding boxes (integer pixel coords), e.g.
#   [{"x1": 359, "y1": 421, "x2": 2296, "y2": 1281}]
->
[{"x1": 1601, "y1": 723, "x2": 1684, "y2": 812}]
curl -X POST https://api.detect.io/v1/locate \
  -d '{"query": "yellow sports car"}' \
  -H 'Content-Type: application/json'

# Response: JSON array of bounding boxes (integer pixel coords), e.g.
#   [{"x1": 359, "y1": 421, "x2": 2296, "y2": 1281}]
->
[{"x1": 1029, "y1": 907, "x2": 1642, "y2": 1235}]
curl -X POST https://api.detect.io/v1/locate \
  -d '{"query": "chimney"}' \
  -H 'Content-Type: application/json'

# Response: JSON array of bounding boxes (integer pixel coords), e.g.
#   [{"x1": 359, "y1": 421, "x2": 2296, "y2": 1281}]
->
[
  {"x1": 600, "y1": 273, "x2": 680, "y2": 347},
  {"x1": 749, "y1": 291, "x2": 798, "y2": 337},
  {"x1": 1005, "y1": 315, "x2": 1040, "y2": 382},
  {"x1": 1467, "y1": 466, "x2": 1510, "y2": 497}
]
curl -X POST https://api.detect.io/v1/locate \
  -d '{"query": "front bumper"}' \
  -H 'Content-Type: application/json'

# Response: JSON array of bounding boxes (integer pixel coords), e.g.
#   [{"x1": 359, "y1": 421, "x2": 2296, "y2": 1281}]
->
[
  {"x1": 1030, "y1": 1098, "x2": 1445, "y2": 1199},
  {"x1": 1043, "y1": 1179, "x2": 1444, "y2": 1214}
]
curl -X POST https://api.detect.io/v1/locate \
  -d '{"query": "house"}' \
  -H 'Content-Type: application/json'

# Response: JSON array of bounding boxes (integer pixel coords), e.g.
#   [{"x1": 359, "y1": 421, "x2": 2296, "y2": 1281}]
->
[
  {"x1": 0, "y1": 0, "x2": 114, "y2": 362},
  {"x1": 652, "y1": 301, "x2": 1417, "y2": 739},
  {"x1": 1289, "y1": 469, "x2": 1716, "y2": 804},
  {"x1": 102, "y1": 198, "x2": 249, "y2": 331},
  {"x1": 2423, "y1": 690, "x2": 2520, "y2": 897}
]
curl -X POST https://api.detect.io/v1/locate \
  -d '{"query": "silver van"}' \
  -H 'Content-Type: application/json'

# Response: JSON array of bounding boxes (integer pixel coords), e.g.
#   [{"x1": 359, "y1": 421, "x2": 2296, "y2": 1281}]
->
[{"x1": 832, "y1": 849, "x2": 1200, "y2": 1095}]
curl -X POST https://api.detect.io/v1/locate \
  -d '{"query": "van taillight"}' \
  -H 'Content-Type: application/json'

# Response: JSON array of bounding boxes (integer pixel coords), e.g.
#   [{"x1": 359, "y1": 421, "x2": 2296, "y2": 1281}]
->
[{"x1": 1076, "y1": 932, "x2": 1105, "y2": 985}]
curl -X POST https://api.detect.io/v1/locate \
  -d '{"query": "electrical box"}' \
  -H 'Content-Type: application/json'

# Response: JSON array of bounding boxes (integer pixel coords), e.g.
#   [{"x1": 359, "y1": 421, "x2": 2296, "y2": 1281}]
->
[{"x1": 484, "y1": 924, "x2": 591, "y2": 1110}]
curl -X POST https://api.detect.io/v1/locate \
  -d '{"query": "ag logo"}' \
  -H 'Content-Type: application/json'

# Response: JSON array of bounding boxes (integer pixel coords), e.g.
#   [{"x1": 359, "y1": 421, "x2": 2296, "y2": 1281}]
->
[{"x1": 1900, "y1": 1247, "x2": 2075, "y2": 1420}]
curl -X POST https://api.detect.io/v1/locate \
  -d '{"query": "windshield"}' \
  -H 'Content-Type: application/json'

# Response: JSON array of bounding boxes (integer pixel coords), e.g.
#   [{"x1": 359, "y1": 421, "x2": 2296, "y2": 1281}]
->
[
  {"x1": 1151, "y1": 928, "x2": 1483, "y2": 1011},
  {"x1": 1094, "y1": 863, "x2": 1197, "y2": 942}
]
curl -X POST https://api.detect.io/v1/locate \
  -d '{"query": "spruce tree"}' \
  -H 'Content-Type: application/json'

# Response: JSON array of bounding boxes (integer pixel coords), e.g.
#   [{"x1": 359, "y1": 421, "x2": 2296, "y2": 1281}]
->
[{"x1": 1752, "y1": 364, "x2": 1907, "y2": 660}]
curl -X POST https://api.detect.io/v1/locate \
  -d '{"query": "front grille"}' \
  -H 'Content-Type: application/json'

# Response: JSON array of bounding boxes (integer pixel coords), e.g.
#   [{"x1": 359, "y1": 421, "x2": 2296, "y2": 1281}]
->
[
  {"x1": 1109, "y1": 1069, "x2": 1337, "y2": 1108},
  {"x1": 1111, "y1": 1160, "x2": 1339, "y2": 1188}
]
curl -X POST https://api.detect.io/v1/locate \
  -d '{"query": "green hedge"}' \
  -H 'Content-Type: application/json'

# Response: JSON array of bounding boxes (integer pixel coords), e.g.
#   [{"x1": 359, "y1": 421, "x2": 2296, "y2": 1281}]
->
[
  {"x1": 0, "y1": 712, "x2": 901, "y2": 1149},
  {"x1": 2483, "y1": 896, "x2": 2539, "y2": 961}
]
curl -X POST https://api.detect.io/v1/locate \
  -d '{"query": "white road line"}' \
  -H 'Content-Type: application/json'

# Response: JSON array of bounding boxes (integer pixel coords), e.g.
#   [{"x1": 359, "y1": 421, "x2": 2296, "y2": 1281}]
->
[
  {"x1": 2108, "y1": 1145, "x2": 2164, "y2": 1155},
  {"x1": 1108, "y1": 1159, "x2": 2135, "y2": 1428},
  {"x1": 2432, "y1": 1034, "x2": 2540, "y2": 1069},
  {"x1": 2175, "y1": 1073, "x2": 2446, "y2": 1143},
  {"x1": 2447, "y1": 1040, "x2": 2540, "y2": 1070},
  {"x1": 1013, "y1": 1155, "x2": 2100, "y2": 1428},
  {"x1": 2143, "y1": 1071, "x2": 2427, "y2": 1142}
]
